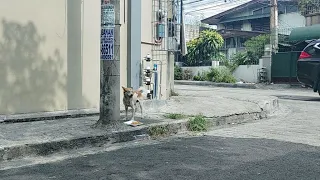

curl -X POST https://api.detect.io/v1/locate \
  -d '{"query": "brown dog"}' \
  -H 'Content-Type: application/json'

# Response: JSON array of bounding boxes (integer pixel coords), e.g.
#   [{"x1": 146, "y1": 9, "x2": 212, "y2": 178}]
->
[{"x1": 122, "y1": 86, "x2": 146, "y2": 121}]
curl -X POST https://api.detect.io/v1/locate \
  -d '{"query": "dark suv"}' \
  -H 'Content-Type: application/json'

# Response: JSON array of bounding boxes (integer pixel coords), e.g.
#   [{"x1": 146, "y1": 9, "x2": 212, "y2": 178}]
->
[{"x1": 297, "y1": 39, "x2": 320, "y2": 94}]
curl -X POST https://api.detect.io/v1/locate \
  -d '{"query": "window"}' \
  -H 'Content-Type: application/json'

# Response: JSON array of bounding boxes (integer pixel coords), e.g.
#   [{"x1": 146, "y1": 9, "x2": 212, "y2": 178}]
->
[
  {"x1": 226, "y1": 24, "x2": 234, "y2": 29},
  {"x1": 226, "y1": 38, "x2": 236, "y2": 48},
  {"x1": 238, "y1": 37, "x2": 247, "y2": 47}
]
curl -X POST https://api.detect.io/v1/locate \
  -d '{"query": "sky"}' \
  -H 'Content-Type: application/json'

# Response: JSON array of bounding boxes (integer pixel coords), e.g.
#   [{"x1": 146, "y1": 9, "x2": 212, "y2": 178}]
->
[{"x1": 183, "y1": 0, "x2": 252, "y2": 24}]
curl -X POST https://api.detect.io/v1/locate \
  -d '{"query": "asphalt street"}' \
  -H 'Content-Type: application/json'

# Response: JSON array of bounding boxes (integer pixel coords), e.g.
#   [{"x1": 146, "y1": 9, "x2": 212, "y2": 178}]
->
[{"x1": 2, "y1": 86, "x2": 320, "y2": 180}]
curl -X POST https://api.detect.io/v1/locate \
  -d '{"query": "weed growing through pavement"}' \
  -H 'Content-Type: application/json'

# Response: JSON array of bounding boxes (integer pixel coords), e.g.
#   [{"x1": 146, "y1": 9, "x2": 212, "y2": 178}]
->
[
  {"x1": 148, "y1": 125, "x2": 170, "y2": 137},
  {"x1": 164, "y1": 113, "x2": 185, "y2": 119},
  {"x1": 187, "y1": 115, "x2": 208, "y2": 132}
]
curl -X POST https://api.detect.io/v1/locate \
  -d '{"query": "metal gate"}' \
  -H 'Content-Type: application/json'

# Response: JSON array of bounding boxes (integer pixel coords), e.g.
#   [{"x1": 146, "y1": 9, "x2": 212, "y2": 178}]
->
[{"x1": 271, "y1": 51, "x2": 301, "y2": 83}]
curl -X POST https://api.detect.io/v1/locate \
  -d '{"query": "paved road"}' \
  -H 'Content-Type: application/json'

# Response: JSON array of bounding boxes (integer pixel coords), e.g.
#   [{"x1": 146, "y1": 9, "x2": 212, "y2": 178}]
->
[{"x1": 2, "y1": 86, "x2": 320, "y2": 180}]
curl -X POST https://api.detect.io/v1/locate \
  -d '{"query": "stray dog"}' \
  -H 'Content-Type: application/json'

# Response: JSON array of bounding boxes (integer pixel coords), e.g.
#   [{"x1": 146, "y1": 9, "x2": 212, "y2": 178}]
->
[{"x1": 122, "y1": 86, "x2": 147, "y2": 121}]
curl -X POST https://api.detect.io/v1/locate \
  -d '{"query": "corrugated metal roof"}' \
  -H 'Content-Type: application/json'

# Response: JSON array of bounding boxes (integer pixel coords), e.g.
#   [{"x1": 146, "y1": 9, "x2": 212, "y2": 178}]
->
[{"x1": 183, "y1": 0, "x2": 252, "y2": 24}]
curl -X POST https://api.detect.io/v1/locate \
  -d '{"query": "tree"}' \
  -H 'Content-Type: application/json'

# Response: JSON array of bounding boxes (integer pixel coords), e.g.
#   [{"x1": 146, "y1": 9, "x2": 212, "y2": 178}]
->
[
  {"x1": 186, "y1": 30, "x2": 224, "y2": 66},
  {"x1": 298, "y1": 0, "x2": 319, "y2": 15},
  {"x1": 244, "y1": 34, "x2": 270, "y2": 62}
]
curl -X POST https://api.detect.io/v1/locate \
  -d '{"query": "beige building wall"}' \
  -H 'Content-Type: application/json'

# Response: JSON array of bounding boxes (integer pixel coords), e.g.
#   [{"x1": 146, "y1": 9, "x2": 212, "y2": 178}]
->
[
  {"x1": 0, "y1": 0, "x2": 130, "y2": 115},
  {"x1": 0, "y1": 0, "x2": 68, "y2": 114},
  {"x1": 0, "y1": 0, "x2": 168, "y2": 115},
  {"x1": 141, "y1": 0, "x2": 169, "y2": 99}
]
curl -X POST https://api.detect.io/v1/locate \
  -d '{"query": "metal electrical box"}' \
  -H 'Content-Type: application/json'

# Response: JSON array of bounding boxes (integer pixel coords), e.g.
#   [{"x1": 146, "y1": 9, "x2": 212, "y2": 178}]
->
[{"x1": 156, "y1": 23, "x2": 165, "y2": 38}]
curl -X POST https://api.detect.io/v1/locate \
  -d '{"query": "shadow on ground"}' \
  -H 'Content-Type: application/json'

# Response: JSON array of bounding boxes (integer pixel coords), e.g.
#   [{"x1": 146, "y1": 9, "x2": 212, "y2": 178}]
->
[
  {"x1": 275, "y1": 95, "x2": 320, "y2": 102},
  {"x1": 1, "y1": 136, "x2": 320, "y2": 180}
]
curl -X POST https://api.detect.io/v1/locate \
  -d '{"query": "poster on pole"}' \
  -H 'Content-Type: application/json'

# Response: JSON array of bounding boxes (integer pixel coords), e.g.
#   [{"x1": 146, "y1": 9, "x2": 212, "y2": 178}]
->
[
  {"x1": 100, "y1": 1, "x2": 115, "y2": 61},
  {"x1": 101, "y1": 3, "x2": 115, "y2": 28},
  {"x1": 100, "y1": 28, "x2": 114, "y2": 60}
]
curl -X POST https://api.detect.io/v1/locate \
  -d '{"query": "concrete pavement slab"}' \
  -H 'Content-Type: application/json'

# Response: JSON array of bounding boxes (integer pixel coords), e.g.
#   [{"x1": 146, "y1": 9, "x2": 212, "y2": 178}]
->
[{"x1": 0, "y1": 85, "x2": 279, "y2": 162}]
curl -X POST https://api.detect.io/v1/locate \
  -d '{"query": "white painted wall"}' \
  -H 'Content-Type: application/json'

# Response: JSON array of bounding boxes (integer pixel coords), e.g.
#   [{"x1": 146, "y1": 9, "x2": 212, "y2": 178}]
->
[
  {"x1": 181, "y1": 66, "x2": 212, "y2": 77},
  {"x1": 279, "y1": 12, "x2": 305, "y2": 35},
  {"x1": 233, "y1": 65, "x2": 260, "y2": 83},
  {"x1": 180, "y1": 64, "x2": 260, "y2": 83}
]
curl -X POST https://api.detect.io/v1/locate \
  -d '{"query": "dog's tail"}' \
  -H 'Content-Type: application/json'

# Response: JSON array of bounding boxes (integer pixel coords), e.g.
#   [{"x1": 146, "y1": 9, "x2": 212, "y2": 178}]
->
[{"x1": 137, "y1": 86, "x2": 149, "y2": 100}]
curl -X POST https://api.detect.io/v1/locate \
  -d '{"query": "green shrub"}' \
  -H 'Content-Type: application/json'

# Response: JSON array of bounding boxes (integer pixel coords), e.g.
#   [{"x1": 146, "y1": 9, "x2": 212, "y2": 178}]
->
[
  {"x1": 148, "y1": 125, "x2": 170, "y2": 137},
  {"x1": 244, "y1": 34, "x2": 270, "y2": 62},
  {"x1": 231, "y1": 51, "x2": 249, "y2": 66},
  {"x1": 193, "y1": 71, "x2": 208, "y2": 81},
  {"x1": 164, "y1": 113, "x2": 185, "y2": 119},
  {"x1": 174, "y1": 65, "x2": 183, "y2": 80},
  {"x1": 206, "y1": 67, "x2": 236, "y2": 83},
  {"x1": 187, "y1": 115, "x2": 208, "y2": 132},
  {"x1": 183, "y1": 69, "x2": 193, "y2": 80}
]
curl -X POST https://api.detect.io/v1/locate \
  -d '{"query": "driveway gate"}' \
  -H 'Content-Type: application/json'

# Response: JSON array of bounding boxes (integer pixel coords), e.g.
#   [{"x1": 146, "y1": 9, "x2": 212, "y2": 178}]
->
[{"x1": 271, "y1": 51, "x2": 301, "y2": 84}]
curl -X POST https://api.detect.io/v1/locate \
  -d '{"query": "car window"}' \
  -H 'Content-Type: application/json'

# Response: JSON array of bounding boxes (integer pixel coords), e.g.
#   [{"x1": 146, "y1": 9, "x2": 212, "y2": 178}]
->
[{"x1": 305, "y1": 43, "x2": 320, "y2": 58}]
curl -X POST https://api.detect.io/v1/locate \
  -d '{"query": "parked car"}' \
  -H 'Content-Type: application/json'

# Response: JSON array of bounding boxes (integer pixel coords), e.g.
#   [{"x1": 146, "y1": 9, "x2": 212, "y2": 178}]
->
[{"x1": 297, "y1": 39, "x2": 320, "y2": 94}]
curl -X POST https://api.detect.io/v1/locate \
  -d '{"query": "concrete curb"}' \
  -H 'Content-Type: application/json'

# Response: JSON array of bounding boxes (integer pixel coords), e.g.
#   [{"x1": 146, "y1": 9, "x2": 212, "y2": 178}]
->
[
  {"x1": 0, "y1": 100, "x2": 168, "y2": 124},
  {"x1": 174, "y1": 80, "x2": 257, "y2": 89},
  {"x1": 0, "y1": 97, "x2": 278, "y2": 162},
  {"x1": 175, "y1": 80, "x2": 308, "y2": 90},
  {"x1": 0, "y1": 109, "x2": 99, "y2": 124}
]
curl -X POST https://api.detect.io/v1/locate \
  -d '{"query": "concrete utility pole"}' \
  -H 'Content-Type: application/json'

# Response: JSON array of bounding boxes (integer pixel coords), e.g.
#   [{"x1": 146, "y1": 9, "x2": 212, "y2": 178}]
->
[
  {"x1": 270, "y1": 0, "x2": 278, "y2": 53},
  {"x1": 96, "y1": 0, "x2": 120, "y2": 126}
]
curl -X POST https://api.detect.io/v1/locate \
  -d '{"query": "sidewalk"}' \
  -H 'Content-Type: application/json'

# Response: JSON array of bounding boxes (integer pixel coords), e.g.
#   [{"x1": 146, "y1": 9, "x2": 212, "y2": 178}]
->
[{"x1": 0, "y1": 85, "x2": 279, "y2": 162}]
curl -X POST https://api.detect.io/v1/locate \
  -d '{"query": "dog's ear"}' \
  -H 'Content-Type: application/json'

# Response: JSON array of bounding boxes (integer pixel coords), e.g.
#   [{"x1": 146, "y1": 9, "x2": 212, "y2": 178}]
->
[{"x1": 122, "y1": 86, "x2": 127, "y2": 92}]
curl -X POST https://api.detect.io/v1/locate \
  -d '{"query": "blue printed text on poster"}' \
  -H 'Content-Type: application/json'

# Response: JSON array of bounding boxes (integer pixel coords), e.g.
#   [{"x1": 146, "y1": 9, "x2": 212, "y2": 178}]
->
[{"x1": 100, "y1": 28, "x2": 114, "y2": 60}]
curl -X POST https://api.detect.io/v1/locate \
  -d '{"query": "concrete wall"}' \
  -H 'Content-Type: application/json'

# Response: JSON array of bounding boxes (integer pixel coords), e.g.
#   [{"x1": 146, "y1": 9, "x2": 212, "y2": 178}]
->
[
  {"x1": 0, "y1": 0, "x2": 169, "y2": 115},
  {"x1": 181, "y1": 64, "x2": 260, "y2": 83},
  {"x1": 279, "y1": 12, "x2": 305, "y2": 35},
  {"x1": 306, "y1": 15, "x2": 320, "y2": 26},
  {"x1": 0, "y1": 0, "x2": 127, "y2": 115},
  {"x1": 233, "y1": 65, "x2": 260, "y2": 83},
  {"x1": 0, "y1": 0, "x2": 70, "y2": 114},
  {"x1": 181, "y1": 66, "x2": 212, "y2": 77}
]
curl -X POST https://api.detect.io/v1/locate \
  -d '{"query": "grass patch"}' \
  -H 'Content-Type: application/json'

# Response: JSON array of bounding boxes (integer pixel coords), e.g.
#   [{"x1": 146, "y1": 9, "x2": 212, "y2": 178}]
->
[
  {"x1": 148, "y1": 125, "x2": 170, "y2": 137},
  {"x1": 164, "y1": 113, "x2": 185, "y2": 119},
  {"x1": 187, "y1": 115, "x2": 208, "y2": 132}
]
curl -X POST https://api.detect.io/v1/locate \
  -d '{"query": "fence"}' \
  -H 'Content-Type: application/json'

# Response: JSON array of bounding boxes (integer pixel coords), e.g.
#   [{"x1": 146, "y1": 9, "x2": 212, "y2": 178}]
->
[{"x1": 271, "y1": 51, "x2": 301, "y2": 83}]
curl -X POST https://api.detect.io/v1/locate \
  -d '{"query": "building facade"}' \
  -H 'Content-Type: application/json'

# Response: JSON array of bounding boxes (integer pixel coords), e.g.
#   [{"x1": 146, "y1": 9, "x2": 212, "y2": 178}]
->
[
  {"x1": 201, "y1": 0, "x2": 305, "y2": 59},
  {"x1": 0, "y1": 0, "x2": 178, "y2": 115}
]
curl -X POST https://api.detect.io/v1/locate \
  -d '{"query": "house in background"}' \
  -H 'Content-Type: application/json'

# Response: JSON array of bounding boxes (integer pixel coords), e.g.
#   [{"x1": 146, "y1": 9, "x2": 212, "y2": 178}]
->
[
  {"x1": 201, "y1": 0, "x2": 305, "y2": 60},
  {"x1": 301, "y1": 0, "x2": 320, "y2": 26}
]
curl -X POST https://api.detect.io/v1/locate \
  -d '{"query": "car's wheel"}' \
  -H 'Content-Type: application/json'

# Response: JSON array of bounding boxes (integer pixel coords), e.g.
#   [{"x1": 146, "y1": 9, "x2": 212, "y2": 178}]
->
[
  {"x1": 313, "y1": 80, "x2": 318, "y2": 92},
  {"x1": 314, "y1": 70, "x2": 320, "y2": 92}
]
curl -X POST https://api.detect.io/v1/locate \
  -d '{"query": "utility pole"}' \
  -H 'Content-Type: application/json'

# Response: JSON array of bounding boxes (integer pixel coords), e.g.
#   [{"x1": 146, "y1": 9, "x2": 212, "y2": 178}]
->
[
  {"x1": 180, "y1": 0, "x2": 183, "y2": 55},
  {"x1": 96, "y1": 0, "x2": 120, "y2": 126},
  {"x1": 270, "y1": 0, "x2": 278, "y2": 53}
]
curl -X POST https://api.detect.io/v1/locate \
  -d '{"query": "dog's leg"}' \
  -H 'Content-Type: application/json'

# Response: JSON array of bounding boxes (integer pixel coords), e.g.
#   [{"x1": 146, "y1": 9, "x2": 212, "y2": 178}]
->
[
  {"x1": 125, "y1": 106, "x2": 128, "y2": 120},
  {"x1": 131, "y1": 106, "x2": 135, "y2": 121},
  {"x1": 139, "y1": 102, "x2": 143, "y2": 119}
]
